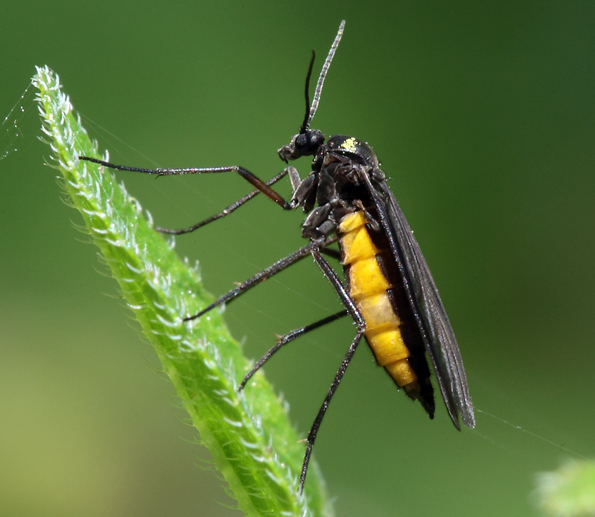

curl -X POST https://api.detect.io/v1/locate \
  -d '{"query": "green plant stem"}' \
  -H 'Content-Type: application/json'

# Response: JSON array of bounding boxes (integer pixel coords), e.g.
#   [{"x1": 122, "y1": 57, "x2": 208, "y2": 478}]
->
[{"x1": 33, "y1": 65, "x2": 332, "y2": 517}]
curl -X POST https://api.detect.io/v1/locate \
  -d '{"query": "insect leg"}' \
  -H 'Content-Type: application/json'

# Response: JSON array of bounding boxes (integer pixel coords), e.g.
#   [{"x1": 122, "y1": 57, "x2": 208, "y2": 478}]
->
[
  {"x1": 300, "y1": 329, "x2": 364, "y2": 491},
  {"x1": 298, "y1": 247, "x2": 366, "y2": 491},
  {"x1": 184, "y1": 238, "x2": 336, "y2": 321},
  {"x1": 310, "y1": 248, "x2": 363, "y2": 323},
  {"x1": 78, "y1": 156, "x2": 292, "y2": 209},
  {"x1": 239, "y1": 309, "x2": 348, "y2": 390},
  {"x1": 156, "y1": 169, "x2": 290, "y2": 235}
]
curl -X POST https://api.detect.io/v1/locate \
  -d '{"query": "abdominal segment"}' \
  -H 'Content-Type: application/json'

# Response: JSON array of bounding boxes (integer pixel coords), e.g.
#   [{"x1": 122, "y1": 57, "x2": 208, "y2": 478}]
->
[{"x1": 338, "y1": 210, "x2": 434, "y2": 415}]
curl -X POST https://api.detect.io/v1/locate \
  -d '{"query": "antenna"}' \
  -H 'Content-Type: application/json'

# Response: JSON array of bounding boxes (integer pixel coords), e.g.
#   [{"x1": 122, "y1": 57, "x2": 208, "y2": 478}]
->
[
  {"x1": 299, "y1": 51, "x2": 317, "y2": 135},
  {"x1": 304, "y1": 19, "x2": 345, "y2": 130}
]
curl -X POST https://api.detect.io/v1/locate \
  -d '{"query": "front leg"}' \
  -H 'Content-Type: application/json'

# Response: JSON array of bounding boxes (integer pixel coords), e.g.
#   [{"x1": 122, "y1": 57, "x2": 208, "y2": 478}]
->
[{"x1": 78, "y1": 156, "x2": 293, "y2": 209}]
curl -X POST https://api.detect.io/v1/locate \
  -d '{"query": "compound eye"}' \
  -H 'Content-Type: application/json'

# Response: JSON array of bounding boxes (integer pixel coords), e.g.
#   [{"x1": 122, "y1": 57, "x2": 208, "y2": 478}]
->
[
  {"x1": 310, "y1": 131, "x2": 324, "y2": 147},
  {"x1": 296, "y1": 133, "x2": 308, "y2": 149}
]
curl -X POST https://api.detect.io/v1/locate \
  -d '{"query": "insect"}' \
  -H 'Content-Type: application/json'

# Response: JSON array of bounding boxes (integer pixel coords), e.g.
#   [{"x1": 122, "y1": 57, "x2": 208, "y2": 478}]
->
[{"x1": 80, "y1": 20, "x2": 475, "y2": 491}]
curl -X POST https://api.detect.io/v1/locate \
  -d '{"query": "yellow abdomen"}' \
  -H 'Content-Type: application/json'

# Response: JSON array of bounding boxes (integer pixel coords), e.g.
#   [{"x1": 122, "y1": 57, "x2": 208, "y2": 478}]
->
[{"x1": 339, "y1": 211, "x2": 421, "y2": 398}]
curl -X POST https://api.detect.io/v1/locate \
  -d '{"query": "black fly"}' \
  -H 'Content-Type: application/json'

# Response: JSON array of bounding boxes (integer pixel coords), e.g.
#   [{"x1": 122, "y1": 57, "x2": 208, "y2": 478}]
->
[{"x1": 80, "y1": 20, "x2": 475, "y2": 491}]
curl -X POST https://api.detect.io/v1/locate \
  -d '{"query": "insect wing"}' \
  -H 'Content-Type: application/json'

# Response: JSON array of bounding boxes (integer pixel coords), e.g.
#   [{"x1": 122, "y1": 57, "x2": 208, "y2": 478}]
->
[{"x1": 367, "y1": 175, "x2": 475, "y2": 429}]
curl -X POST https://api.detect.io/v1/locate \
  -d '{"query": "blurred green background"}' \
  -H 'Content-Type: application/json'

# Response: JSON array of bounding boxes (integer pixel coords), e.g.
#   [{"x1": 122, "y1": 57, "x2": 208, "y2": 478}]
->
[{"x1": 2, "y1": 2, "x2": 595, "y2": 516}]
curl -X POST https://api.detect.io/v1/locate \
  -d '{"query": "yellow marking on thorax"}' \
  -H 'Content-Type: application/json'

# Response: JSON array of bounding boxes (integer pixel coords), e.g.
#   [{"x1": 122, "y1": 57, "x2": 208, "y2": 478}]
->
[
  {"x1": 338, "y1": 137, "x2": 358, "y2": 153},
  {"x1": 338, "y1": 211, "x2": 419, "y2": 392}
]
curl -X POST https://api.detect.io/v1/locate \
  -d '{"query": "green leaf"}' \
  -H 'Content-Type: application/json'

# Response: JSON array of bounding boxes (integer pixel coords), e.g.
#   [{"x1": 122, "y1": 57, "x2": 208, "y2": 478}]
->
[
  {"x1": 33, "y1": 65, "x2": 332, "y2": 517},
  {"x1": 535, "y1": 459, "x2": 595, "y2": 516}
]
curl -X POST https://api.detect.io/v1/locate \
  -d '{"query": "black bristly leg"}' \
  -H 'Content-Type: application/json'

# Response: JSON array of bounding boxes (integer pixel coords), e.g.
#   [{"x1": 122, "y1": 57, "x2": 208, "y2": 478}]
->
[
  {"x1": 298, "y1": 247, "x2": 366, "y2": 491},
  {"x1": 300, "y1": 328, "x2": 363, "y2": 491},
  {"x1": 184, "y1": 238, "x2": 337, "y2": 322},
  {"x1": 238, "y1": 309, "x2": 348, "y2": 390},
  {"x1": 311, "y1": 247, "x2": 363, "y2": 323},
  {"x1": 156, "y1": 169, "x2": 290, "y2": 235},
  {"x1": 78, "y1": 156, "x2": 292, "y2": 210}
]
